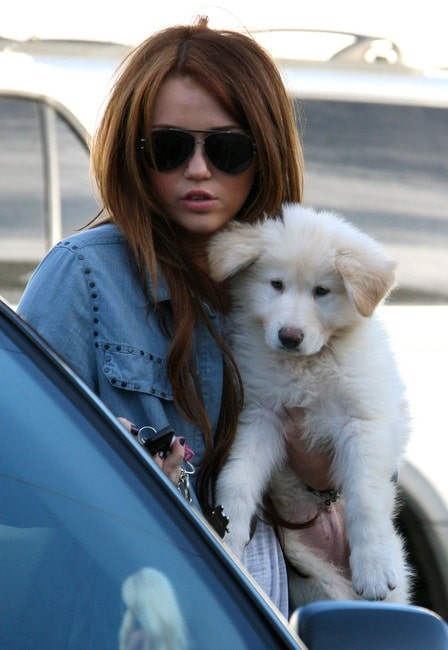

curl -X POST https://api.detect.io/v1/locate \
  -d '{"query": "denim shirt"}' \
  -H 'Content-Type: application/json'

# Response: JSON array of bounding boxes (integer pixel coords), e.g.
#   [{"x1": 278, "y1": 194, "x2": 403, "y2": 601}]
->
[
  {"x1": 18, "y1": 223, "x2": 289, "y2": 616},
  {"x1": 18, "y1": 223, "x2": 224, "y2": 467}
]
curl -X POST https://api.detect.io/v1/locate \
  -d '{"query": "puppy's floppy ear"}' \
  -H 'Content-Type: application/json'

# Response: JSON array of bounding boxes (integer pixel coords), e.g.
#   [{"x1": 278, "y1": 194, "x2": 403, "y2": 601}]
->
[
  {"x1": 335, "y1": 248, "x2": 396, "y2": 317},
  {"x1": 207, "y1": 221, "x2": 265, "y2": 281}
]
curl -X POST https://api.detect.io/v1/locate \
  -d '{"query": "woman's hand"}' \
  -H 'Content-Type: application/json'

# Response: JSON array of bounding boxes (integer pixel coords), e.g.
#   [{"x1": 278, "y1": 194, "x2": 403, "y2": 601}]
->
[
  {"x1": 282, "y1": 407, "x2": 334, "y2": 491},
  {"x1": 118, "y1": 417, "x2": 186, "y2": 486},
  {"x1": 281, "y1": 407, "x2": 350, "y2": 570}
]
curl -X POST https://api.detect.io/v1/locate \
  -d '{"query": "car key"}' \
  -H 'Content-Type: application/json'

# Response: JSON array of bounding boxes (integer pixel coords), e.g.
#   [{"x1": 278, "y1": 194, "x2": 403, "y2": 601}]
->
[{"x1": 130, "y1": 424, "x2": 175, "y2": 457}]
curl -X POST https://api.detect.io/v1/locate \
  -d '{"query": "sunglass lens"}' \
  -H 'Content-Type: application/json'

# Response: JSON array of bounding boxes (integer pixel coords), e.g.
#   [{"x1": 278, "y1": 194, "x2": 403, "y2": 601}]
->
[
  {"x1": 143, "y1": 130, "x2": 255, "y2": 174},
  {"x1": 148, "y1": 130, "x2": 194, "y2": 171},
  {"x1": 206, "y1": 133, "x2": 254, "y2": 174}
]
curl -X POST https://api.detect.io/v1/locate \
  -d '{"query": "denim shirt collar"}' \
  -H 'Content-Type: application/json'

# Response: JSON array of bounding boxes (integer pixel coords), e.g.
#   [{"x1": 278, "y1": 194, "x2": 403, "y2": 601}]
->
[{"x1": 145, "y1": 263, "x2": 217, "y2": 320}]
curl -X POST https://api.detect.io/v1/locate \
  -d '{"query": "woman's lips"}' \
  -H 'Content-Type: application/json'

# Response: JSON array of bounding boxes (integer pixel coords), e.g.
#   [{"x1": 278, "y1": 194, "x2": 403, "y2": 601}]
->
[{"x1": 181, "y1": 190, "x2": 217, "y2": 211}]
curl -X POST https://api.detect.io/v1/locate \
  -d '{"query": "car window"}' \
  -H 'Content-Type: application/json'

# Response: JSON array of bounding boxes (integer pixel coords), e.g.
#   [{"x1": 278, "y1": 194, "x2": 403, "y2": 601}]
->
[
  {"x1": 298, "y1": 99, "x2": 448, "y2": 305},
  {"x1": 0, "y1": 95, "x2": 99, "y2": 306},
  {"x1": 0, "y1": 306, "x2": 299, "y2": 649}
]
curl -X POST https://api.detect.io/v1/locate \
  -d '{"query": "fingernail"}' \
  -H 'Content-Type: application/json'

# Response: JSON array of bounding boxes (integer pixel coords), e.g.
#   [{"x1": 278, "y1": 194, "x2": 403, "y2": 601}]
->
[
  {"x1": 179, "y1": 437, "x2": 186, "y2": 446},
  {"x1": 184, "y1": 443, "x2": 195, "y2": 462},
  {"x1": 130, "y1": 424, "x2": 139, "y2": 435}
]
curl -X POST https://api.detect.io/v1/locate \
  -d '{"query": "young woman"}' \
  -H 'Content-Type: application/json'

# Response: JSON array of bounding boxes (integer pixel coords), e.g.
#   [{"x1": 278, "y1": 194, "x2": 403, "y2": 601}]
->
[{"x1": 18, "y1": 18, "x2": 339, "y2": 617}]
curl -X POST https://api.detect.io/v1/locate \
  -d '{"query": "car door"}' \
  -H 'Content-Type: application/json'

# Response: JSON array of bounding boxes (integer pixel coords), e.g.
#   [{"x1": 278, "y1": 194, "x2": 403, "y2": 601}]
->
[{"x1": 0, "y1": 299, "x2": 303, "y2": 649}]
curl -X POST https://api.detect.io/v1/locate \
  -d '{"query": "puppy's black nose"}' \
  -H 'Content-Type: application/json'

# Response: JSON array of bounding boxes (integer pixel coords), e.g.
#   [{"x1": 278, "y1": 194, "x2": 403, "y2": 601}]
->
[{"x1": 278, "y1": 327, "x2": 304, "y2": 349}]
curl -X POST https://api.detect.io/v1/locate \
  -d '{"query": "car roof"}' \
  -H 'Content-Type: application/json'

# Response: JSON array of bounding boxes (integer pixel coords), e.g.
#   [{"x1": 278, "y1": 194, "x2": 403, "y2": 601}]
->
[
  {"x1": 279, "y1": 59, "x2": 448, "y2": 108},
  {"x1": 2, "y1": 32, "x2": 447, "y2": 144},
  {"x1": 0, "y1": 38, "x2": 124, "y2": 136}
]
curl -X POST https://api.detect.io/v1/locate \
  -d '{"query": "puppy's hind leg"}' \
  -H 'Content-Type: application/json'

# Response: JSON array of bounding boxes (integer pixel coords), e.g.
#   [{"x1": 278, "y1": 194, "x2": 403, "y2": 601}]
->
[{"x1": 285, "y1": 535, "x2": 360, "y2": 608}]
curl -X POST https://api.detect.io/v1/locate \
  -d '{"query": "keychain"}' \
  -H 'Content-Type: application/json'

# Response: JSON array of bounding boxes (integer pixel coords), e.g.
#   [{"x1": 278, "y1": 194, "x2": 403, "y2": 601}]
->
[{"x1": 130, "y1": 424, "x2": 196, "y2": 503}]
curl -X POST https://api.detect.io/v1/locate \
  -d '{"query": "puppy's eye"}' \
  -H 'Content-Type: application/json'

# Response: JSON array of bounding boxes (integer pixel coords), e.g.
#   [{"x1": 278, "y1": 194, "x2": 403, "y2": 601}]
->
[
  {"x1": 270, "y1": 279, "x2": 284, "y2": 292},
  {"x1": 314, "y1": 286, "x2": 330, "y2": 297}
]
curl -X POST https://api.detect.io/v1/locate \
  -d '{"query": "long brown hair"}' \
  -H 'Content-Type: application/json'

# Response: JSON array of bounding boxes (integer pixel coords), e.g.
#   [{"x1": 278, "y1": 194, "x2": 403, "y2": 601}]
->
[{"x1": 91, "y1": 17, "x2": 304, "y2": 513}]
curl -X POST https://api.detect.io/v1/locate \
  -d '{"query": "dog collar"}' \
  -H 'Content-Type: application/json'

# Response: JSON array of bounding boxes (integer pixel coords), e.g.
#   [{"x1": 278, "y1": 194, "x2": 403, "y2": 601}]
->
[{"x1": 307, "y1": 485, "x2": 342, "y2": 508}]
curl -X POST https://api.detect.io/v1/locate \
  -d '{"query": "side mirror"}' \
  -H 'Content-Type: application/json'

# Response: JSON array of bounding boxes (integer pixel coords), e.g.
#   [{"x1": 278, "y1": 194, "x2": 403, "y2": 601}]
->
[{"x1": 290, "y1": 600, "x2": 448, "y2": 650}]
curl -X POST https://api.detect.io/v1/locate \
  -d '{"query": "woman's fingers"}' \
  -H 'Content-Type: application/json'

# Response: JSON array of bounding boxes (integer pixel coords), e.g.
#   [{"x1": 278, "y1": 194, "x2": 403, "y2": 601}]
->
[
  {"x1": 118, "y1": 416, "x2": 133, "y2": 432},
  {"x1": 117, "y1": 417, "x2": 189, "y2": 486},
  {"x1": 154, "y1": 437, "x2": 186, "y2": 484}
]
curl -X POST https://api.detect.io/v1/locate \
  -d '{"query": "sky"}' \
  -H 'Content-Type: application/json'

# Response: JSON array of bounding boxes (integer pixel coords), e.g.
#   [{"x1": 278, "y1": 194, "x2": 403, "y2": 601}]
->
[{"x1": 3, "y1": 0, "x2": 447, "y2": 69}]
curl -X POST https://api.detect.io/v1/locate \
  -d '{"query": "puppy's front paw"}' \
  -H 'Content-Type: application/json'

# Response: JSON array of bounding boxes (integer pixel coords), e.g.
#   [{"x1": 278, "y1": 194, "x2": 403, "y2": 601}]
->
[
  {"x1": 350, "y1": 543, "x2": 398, "y2": 601},
  {"x1": 223, "y1": 525, "x2": 250, "y2": 561}
]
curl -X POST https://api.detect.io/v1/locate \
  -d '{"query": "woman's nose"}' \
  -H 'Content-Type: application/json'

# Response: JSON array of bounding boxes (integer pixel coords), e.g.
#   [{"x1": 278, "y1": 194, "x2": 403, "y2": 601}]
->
[{"x1": 184, "y1": 142, "x2": 212, "y2": 178}]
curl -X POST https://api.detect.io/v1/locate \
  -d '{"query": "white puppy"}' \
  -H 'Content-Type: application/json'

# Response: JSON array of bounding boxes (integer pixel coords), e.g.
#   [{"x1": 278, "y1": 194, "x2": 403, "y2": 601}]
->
[{"x1": 208, "y1": 204, "x2": 411, "y2": 604}]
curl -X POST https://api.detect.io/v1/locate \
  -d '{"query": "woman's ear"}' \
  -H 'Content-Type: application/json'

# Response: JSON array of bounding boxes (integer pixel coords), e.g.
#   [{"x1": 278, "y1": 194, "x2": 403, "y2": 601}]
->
[
  {"x1": 335, "y1": 249, "x2": 396, "y2": 317},
  {"x1": 207, "y1": 222, "x2": 264, "y2": 281}
]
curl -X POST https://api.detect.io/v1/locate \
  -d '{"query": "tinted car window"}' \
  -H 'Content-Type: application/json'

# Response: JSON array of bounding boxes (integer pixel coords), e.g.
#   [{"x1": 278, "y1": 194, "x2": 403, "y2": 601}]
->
[
  {"x1": 299, "y1": 100, "x2": 448, "y2": 304},
  {"x1": 57, "y1": 106, "x2": 98, "y2": 233},
  {"x1": 0, "y1": 305, "x2": 299, "y2": 649},
  {"x1": 0, "y1": 96, "x2": 98, "y2": 305}
]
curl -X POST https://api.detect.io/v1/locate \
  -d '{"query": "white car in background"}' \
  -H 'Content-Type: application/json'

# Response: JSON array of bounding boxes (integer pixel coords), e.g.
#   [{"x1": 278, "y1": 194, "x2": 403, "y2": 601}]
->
[
  {"x1": 0, "y1": 36, "x2": 126, "y2": 305},
  {"x1": 1, "y1": 29, "x2": 447, "y2": 626}
]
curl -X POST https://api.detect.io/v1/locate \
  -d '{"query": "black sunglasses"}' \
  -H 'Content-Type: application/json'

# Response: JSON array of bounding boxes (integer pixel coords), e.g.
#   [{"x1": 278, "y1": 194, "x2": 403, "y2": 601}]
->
[{"x1": 139, "y1": 127, "x2": 256, "y2": 175}]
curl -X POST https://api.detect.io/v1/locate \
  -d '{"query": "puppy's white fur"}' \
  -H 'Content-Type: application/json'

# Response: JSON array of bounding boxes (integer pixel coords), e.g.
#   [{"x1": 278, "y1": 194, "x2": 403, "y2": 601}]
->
[{"x1": 208, "y1": 204, "x2": 411, "y2": 605}]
